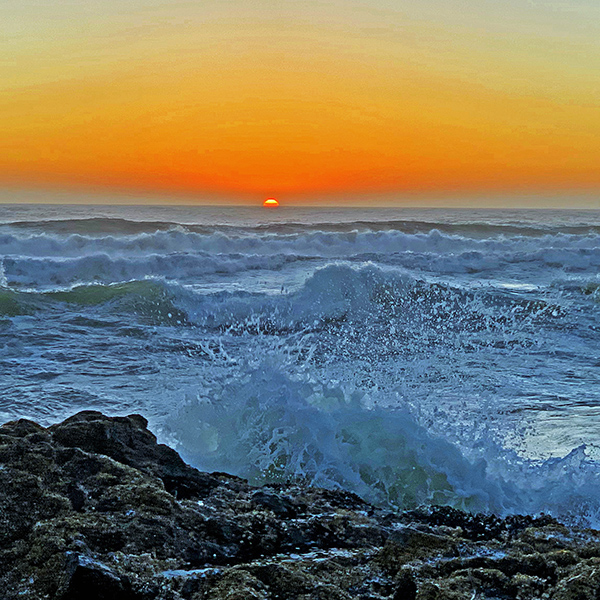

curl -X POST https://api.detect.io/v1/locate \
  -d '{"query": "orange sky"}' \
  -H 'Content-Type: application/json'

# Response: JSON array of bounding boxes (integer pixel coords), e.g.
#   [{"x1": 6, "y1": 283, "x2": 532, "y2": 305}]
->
[{"x1": 2, "y1": 0, "x2": 600, "y2": 205}]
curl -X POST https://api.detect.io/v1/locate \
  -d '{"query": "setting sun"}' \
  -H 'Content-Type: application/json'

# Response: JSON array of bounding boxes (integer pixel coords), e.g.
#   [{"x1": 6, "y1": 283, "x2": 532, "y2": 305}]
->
[{"x1": 263, "y1": 198, "x2": 279, "y2": 208}]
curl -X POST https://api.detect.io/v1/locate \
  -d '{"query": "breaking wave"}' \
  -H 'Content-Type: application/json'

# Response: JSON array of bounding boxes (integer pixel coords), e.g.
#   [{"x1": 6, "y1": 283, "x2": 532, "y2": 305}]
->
[
  {"x1": 2, "y1": 207, "x2": 600, "y2": 527},
  {"x1": 165, "y1": 361, "x2": 600, "y2": 527},
  {"x1": 0, "y1": 226, "x2": 599, "y2": 290}
]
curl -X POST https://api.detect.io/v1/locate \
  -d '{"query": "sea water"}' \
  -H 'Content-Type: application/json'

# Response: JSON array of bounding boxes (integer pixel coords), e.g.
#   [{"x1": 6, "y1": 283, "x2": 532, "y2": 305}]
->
[{"x1": 1, "y1": 203, "x2": 599, "y2": 524}]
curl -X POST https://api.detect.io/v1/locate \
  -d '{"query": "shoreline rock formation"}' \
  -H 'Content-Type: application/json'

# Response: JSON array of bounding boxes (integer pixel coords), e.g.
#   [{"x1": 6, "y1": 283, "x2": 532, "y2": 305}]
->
[{"x1": 2, "y1": 411, "x2": 600, "y2": 599}]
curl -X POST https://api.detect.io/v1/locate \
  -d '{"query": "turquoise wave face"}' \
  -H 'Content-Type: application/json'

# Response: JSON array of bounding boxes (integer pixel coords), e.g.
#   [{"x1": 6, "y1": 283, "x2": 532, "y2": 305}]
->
[
  {"x1": 0, "y1": 280, "x2": 187, "y2": 325},
  {"x1": 167, "y1": 364, "x2": 600, "y2": 521}
]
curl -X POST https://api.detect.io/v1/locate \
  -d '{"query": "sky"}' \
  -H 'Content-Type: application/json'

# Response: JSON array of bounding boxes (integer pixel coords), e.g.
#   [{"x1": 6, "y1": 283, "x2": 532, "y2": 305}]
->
[{"x1": 2, "y1": 0, "x2": 600, "y2": 205}]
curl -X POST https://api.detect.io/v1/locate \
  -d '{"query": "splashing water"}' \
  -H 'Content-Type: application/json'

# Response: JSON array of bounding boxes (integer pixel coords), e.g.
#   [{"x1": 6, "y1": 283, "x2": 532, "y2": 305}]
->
[{"x1": 1, "y1": 205, "x2": 600, "y2": 525}]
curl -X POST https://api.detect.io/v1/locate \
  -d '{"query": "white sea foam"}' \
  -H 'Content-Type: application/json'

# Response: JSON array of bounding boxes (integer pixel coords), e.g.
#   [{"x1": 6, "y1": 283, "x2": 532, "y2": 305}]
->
[
  {"x1": 1, "y1": 207, "x2": 599, "y2": 526},
  {"x1": 0, "y1": 227, "x2": 599, "y2": 291},
  {"x1": 165, "y1": 361, "x2": 600, "y2": 526}
]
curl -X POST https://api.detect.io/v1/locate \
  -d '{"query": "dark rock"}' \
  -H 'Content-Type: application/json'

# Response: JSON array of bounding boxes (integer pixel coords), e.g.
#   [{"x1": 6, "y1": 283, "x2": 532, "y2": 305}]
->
[
  {"x1": 393, "y1": 571, "x2": 417, "y2": 600},
  {"x1": 0, "y1": 418, "x2": 45, "y2": 438},
  {"x1": 2, "y1": 411, "x2": 600, "y2": 600},
  {"x1": 58, "y1": 552, "x2": 135, "y2": 600},
  {"x1": 66, "y1": 482, "x2": 87, "y2": 511},
  {"x1": 49, "y1": 411, "x2": 223, "y2": 499},
  {"x1": 250, "y1": 489, "x2": 297, "y2": 517}
]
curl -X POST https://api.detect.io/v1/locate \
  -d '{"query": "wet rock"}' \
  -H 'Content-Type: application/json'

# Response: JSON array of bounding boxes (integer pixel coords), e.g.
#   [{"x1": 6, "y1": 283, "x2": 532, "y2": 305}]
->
[
  {"x1": 49, "y1": 411, "x2": 224, "y2": 499},
  {"x1": 250, "y1": 489, "x2": 297, "y2": 517},
  {"x1": 58, "y1": 553, "x2": 135, "y2": 600},
  {"x1": 552, "y1": 559, "x2": 600, "y2": 600},
  {"x1": 3, "y1": 411, "x2": 600, "y2": 599}
]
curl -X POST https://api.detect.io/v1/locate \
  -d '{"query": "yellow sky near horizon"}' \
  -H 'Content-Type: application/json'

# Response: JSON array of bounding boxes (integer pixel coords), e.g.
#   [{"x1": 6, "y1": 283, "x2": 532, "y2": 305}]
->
[{"x1": 2, "y1": 0, "x2": 600, "y2": 204}]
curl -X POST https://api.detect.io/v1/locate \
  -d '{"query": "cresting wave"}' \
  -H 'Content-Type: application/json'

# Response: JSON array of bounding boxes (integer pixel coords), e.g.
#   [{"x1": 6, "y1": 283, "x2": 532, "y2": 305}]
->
[
  {"x1": 166, "y1": 365, "x2": 600, "y2": 526},
  {"x1": 0, "y1": 252, "x2": 305, "y2": 289},
  {"x1": 3, "y1": 226, "x2": 600, "y2": 256},
  {"x1": 0, "y1": 262, "x2": 587, "y2": 328},
  {"x1": 2, "y1": 208, "x2": 600, "y2": 528},
  {"x1": 167, "y1": 263, "x2": 600, "y2": 527},
  {"x1": 1, "y1": 227, "x2": 600, "y2": 290},
  {"x1": 0, "y1": 280, "x2": 188, "y2": 325}
]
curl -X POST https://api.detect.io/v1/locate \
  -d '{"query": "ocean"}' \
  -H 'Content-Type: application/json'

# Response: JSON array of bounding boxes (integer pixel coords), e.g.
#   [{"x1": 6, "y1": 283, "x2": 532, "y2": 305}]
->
[{"x1": 1, "y1": 203, "x2": 599, "y2": 525}]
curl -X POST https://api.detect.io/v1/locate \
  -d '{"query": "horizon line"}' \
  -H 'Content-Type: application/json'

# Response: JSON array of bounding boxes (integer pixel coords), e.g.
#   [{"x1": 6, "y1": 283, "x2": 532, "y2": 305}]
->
[{"x1": 0, "y1": 184, "x2": 599, "y2": 209}]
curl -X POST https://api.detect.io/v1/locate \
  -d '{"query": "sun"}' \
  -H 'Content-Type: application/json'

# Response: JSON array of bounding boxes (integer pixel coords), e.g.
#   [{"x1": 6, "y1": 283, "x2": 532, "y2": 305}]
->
[{"x1": 263, "y1": 198, "x2": 279, "y2": 208}]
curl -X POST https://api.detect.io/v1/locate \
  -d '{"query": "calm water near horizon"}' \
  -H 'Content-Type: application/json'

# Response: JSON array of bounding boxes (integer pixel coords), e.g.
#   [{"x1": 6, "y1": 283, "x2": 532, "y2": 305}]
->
[{"x1": 1, "y1": 203, "x2": 600, "y2": 524}]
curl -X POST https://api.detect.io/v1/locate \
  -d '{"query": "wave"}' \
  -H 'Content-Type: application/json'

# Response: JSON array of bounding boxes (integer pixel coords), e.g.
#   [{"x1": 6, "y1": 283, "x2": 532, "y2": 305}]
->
[
  {"x1": 4, "y1": 215, "x2": 600, "y2": 238},
  {"x1": 0, "y1": 263, "x2": 573, "y2": 335},
  {"x1": 164, "y1": 363, "x2": 600, "y2": 526},
  {"x1": 0, "y1": 288, "x2": 34, "y2": 317},
  {"x1": 0, "y1": 280, "x2": 187, "y2": 325},
  {"x1": 1, "y1": 217, "x2": 180, "y2": 236},
  {"x1": 2, "y1": 248, "x2": 600, "y2": 294},
  {"x1": 0, "y1": 252, "x2": 311, "y2": 289},
  {"x1": 254, "y1": 219, "x2": 600, "y2": 238},
  {"x1": 1, "y1": 228, "x2": 599, "y2": 291},
  {"x1": 167, "y1": 263, "x2": 574, "y2": 339}
]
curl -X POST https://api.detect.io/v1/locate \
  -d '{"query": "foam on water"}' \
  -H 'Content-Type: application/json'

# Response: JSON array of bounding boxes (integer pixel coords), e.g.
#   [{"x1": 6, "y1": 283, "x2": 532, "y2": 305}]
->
[
  {"x1": 1, "y1": 225, "x2": 599, "y2": 294},
  {"x1": 165, "y1": 362, "x2": 600, "y2": 525},
  {"x1": 1, "y1": 206, "x2": 599, "y2": 525}
]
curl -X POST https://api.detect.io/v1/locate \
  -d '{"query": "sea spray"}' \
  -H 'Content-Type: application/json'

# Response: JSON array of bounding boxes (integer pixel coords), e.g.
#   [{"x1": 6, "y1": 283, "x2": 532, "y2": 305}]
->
[
  {"x1": 163, "y1": 359, "x2": 600, "y2": 526},
  {"x1": 1, "y1": 205, "x2": 599, "y2": 526}
]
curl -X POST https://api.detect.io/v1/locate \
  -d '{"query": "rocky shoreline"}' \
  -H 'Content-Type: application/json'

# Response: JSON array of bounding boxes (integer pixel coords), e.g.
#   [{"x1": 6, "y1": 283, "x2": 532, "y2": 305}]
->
[{"x1": 2, "y1": 411, "x2": 600, "y2": 599}]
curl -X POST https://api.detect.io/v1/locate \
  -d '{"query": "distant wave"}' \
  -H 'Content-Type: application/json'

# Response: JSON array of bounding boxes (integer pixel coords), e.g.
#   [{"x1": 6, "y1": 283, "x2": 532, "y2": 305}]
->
[
  {"x1": 0, "y1": 252, "x2": 312, "y2": 288},
  {"x1": 0, "y1": 225, "x2": 599, "y2": 289},
  {"x1": 0, "y1": 217, "x2": 180, "y2": 235},
  {"x1": 3, "y1": 215, "x2": 600, "y2": 237},
  {"x1": 1, "y1": 227, "x2": 599, "y2": 258},
  {"x1": 253, "y1": 220, "x2": 600, "y2": 238}
]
